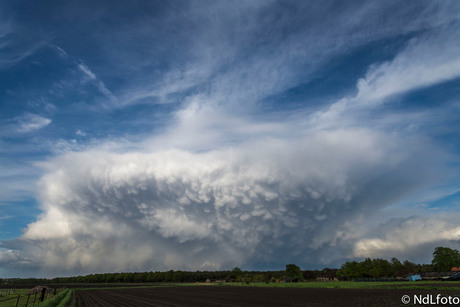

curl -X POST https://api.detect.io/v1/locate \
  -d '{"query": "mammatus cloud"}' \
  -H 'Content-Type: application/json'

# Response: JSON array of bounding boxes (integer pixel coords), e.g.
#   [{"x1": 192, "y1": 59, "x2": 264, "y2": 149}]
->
[{"x1": 0, "y1": 129, "x2": 444, "y2": 276}]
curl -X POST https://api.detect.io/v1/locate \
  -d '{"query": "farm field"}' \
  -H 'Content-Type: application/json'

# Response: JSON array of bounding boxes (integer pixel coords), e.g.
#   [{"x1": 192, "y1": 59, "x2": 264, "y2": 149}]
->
[
  {"x1": 3, "y1": 281, "x2": 460, "y2": 306},
  {"x1": 72, "y1": 285, "x2": 460, "y2": 306},
  {"x1": 223, "y1": 280, "x2": 460, "y2": 290}
]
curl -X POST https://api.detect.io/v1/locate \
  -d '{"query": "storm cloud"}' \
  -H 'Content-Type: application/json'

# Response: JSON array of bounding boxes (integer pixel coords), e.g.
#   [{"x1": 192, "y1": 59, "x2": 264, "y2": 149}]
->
[{"x1": 2, "y1": 128, "x2": 443, "y2": 276}]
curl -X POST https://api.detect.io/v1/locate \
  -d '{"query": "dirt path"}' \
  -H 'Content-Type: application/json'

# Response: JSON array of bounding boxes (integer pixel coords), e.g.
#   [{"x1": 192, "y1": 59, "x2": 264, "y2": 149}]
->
[{"x1": 73, "y1": 286, "x2": 460, "y2": 306}]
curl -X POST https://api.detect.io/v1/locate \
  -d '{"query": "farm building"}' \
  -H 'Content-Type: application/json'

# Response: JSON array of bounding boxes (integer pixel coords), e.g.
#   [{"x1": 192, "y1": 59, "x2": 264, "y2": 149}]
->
[{"x1": 451, "y1": 267, "x2": 460, "y2": 271}]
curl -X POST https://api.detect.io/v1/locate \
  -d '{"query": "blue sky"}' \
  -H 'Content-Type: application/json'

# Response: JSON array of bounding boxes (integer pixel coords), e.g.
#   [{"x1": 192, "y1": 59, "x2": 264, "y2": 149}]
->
[{"x1": 1, "y1": 0, "x2": 460, "y2": 277}]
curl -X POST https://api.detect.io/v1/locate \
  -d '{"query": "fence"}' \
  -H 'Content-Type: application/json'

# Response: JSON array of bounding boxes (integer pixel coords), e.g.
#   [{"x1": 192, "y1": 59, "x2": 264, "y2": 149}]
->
[
  {"x1": 0, "y1": 289, "x2": 15, "y2": 296},
  {"x1": 0, "y1": 294, "x2": 20, "y2": 307},
  {"x1": 0, "y1": 287, "x2": 62, "y2": 306}
]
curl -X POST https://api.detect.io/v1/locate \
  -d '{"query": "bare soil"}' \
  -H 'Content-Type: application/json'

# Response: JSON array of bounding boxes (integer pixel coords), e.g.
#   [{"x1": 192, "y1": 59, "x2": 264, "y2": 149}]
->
[{"x1": 73, "y1": 286, "x2": 460, "y2": 306}]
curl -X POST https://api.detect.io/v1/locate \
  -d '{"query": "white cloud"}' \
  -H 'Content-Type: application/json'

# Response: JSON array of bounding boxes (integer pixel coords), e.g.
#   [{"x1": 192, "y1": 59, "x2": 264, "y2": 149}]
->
[
  {"x1": 14, "y1": 113, "x2": 51, "y2": 133},
  {"x1": 355, "y1": 26, "x2": 460, "y2": 104},
  {"x1": 0, "y1": 17, "x2": 46, "y2": 69},
  {"x1": 145, "y1": 99, "x2": 287, "y2": 151},
  {"x1": 314, "y1": 23, "x2": 460, "y2": 126},
  {"x1": 1, "y1": 128, "x2": 442, "y2": 275},
  {"x1": 78, "y1": 63, "x2": 96, "y2": 80},
  {"x1": 113, "y1": 1, "x2": 460, "y2": 109},
  {"x1": 78, "y1": 62, "x2": 115, "y2": 101},
  {"x1": 75, "y1": 130, "x2": 86, "y2": 136},
  {"x1": 354, "y1": 216, "x2": 460, "y2": 263},
  {"x1": 53, "y1": 45, "x2": 68, "y2": 58}
]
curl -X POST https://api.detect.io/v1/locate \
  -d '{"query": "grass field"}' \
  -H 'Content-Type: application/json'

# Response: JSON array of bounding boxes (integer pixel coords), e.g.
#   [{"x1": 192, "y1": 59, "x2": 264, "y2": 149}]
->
[
  {"x1": 0, "y1": 288, "x2": 70, "y2": 307},
  {"x1": 0, "y1": 289, "x2": 31, "y2": 307}
]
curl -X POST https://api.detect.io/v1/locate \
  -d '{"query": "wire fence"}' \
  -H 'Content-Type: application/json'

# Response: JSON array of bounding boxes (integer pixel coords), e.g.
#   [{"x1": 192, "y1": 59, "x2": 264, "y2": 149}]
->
[
  {"x1": 0, "y1": 295, "x2": 19, "y2": 302},
  {"x1": 0, "y1": 294, "x2": 20, "y2": 307},
  {"x1": 0, "y1": 287, "x2": 63, "y2": 306}
]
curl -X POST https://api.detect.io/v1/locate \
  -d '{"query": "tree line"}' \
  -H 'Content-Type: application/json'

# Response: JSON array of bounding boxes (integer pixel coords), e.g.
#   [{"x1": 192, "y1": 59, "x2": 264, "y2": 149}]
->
[
  {"x1": 1, "y1": 246, "x2": 459, "y2": 284},
  {"x1": 338, "y1": 246, "x2": 460, "y2": 280},
  {"x1": 0, "y1": 268, "x2": 285, "y2": 285}
]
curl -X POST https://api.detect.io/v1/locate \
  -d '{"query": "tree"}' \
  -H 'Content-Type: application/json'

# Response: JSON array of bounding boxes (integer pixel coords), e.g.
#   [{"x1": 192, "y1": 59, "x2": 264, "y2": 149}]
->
[
  {"x1": 340, "y1": 261, "x2": 361, "y2": 280},
  {"x1": 371, "y1": 259, "x2": 394, "y2": 277},
  {"x1": 285, "y1": 264, "x2": 302, "y2": 281},
  {"x1": 230, "y1": 267, "x2": 243, "y2": 282},
  {"x1": 432, "y1": 246, "x2": 460, "y2": 271},
  {"x1": 402, "y1": 260, "x2": 418, "y2": 274}
]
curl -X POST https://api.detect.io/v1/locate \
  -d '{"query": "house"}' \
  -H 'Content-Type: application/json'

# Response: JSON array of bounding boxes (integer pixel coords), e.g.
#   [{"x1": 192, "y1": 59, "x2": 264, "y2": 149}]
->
[{"x1": 451, "y1": 267, "x2": 460, "y2": 272}]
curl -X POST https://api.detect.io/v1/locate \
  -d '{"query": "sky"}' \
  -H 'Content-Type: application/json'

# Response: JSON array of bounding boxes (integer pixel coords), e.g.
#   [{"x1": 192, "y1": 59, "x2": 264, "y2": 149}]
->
[{"x1": 1, "y1": 0, "x2": 460, "y2": 278}]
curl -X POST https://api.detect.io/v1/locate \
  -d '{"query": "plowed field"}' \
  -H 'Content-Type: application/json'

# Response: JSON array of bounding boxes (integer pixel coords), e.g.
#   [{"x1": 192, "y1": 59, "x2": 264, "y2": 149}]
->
[{"x1": 73, "y1": 286, "x2": 460, "y2": 306}]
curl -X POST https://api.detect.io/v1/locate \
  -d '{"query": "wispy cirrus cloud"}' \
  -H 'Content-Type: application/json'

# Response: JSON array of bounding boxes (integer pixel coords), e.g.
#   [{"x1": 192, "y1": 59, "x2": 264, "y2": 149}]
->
[
  {"x1": 355, "y1": 25, "x2": 460, "y2": 105},
  {"x1": 310, "y1": 22, "x2": 460, "y2": 128},
  {"x1": 0, "y1": 17, "x2": 46, "y2": 70},
  {"x1": 13, "y1": 113, "x2": 51, "y2": 134},
  {"x1": 111, "y1": 1, "x2": 460, "y2": 109},
  {"x1": 77, "y1": 62, "x2": 115, "y2": 102}
]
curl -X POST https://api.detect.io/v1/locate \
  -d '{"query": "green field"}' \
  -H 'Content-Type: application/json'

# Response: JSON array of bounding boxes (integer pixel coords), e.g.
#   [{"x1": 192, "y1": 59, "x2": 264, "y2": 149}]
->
[
  {"x1": 0, "y1": 288, "x2": 71, "y2": 307},
  {"x1": 0, "y1": 289, "x2": 30, "y2": 307}
]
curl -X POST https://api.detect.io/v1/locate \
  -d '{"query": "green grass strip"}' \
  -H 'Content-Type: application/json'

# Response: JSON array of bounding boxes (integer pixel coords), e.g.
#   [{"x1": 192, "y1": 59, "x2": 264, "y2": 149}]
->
[
  {"x1": 56, "y1": 289, "x2": 72, "y2": 307},
  {"x1": 38, "y1": 289, "x2": 71, "y2": 307}
]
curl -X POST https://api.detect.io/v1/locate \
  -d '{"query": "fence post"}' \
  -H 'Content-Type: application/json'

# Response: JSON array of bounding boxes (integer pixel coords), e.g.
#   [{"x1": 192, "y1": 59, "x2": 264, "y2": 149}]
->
[
  {"x1": 25, "y1": 293, "x2": 30, "y2": 307},
  {"x1": 14, "y1": 295, "x2": 20, "y2": 307},
  {"x1": 40, "y1": 288, "x2": 46, "y2": 302},
  {"x1": 33, "y1": 292, "x2": 37, "y2": 307}
]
